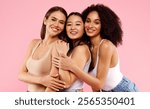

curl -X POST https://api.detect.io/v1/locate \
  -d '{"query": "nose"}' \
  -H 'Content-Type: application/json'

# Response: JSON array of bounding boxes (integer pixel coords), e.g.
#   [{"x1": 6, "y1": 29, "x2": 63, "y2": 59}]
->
[
  {"x1": 54, "y1": 21, "x2": 59, "y2": 27},
  {"x1": 71, "y1": 24, "x2": 75, "y2": 30},
  {"x1": 88, "y1": 22, "x2": 93, "y2": 28}
]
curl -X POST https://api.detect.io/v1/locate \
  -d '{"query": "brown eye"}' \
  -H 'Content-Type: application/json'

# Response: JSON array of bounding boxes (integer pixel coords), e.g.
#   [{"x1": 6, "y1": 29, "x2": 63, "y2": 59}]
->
[
  {"x1": 95, "y1": 21, "x2": 100, "y2": 24},
  {"x1": 51, "y1": 18, "x2": 56, "y2": 21},
  {"x1": 76, "y1": 23, "x2": 81, "y2": 26},
  {"x1": 66, "y1": 23, "x2": 71, "y2": 26},
  {"x1": 59, "y1": 21, "x2": 65, "y2": 25},
  {"x1": 85, "y1": 19, "x2": 90, "y2": 23}
]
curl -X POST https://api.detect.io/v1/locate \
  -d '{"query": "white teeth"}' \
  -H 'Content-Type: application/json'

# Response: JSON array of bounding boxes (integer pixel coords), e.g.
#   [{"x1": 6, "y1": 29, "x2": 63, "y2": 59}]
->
[
  {"x1": 51, "y1": 27, "x2": 59, "y2": 32},
  {"x1": 87, "y1": 29, "x2": 94, "y2": 33},
  {"x1": 70, "y1": 31, "x2": 78, "y2": 35}
]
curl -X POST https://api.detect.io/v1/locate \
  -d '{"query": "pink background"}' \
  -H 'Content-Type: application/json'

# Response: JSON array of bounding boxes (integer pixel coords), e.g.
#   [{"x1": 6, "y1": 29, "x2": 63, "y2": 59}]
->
[{"x1": 0, "y1": 0, "x2": 150, "y2": 92}]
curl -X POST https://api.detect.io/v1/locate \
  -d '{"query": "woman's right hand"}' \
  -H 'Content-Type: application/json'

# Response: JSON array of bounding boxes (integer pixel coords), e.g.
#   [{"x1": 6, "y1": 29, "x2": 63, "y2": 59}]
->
[
  {"x1": 41, "y1": 74, "x2": 66, "y2": 91},
  {"x1": 52, "y1": 54, "x2": 75, "y2": 72},
  {"x1": 56, "y1": 40, "x2": 69, "y2": 56}
]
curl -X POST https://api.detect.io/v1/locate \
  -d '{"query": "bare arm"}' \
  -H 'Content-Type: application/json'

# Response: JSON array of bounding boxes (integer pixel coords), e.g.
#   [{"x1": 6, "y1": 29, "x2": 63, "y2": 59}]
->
[
  {"x1": 18, "y1": 39, "x2": 65, "y2": 90},
  {"x1": 59, "y1": 45, "x2": 90, "y2": 89},
  {"x1": 53, "y1": 41, "x2": 114, "y2": 91},
  {"x1": 18, "y1": 39, "x2": 42, "y2": 84},
  {"x1": 73, "y1": 42, "x2": 114, "y2": 91},
  {"x1": 45, "y1": 44, "x2": 63, "y2": 92}
]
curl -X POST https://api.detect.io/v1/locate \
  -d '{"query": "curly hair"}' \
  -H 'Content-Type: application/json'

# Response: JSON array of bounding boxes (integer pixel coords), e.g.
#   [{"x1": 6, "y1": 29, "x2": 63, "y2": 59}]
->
[{"x1": 82, "y1": 4, "x2": 123, "y2": 46}]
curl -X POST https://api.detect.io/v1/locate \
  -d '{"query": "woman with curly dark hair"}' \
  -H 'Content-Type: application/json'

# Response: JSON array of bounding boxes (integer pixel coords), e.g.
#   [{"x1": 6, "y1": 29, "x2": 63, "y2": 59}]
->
[{"x1": 53, "y1": 4, "x2": 139, "y2": 92}]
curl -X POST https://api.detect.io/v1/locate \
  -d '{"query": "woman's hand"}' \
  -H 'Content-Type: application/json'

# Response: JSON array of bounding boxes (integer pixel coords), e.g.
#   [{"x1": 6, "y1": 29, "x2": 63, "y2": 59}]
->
[
  {"x1": 56, "y1": 40, "x2": 69, "y2": 56},
  {"x1": 41, "y1": 74, "x2": 66, "y2": 91},
  {"x1": 52, "y1": 54, "x2": 75, "y2": 72}
]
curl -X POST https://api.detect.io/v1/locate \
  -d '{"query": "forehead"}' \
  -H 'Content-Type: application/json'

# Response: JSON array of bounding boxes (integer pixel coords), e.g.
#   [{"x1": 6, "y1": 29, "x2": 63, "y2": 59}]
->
[
  {"x1": 49, "y1": 11, "x2": 66, "y2": 20},
  {"x1": 87, "y1": 11, "x2": 100, "y2": 19},
  {"x1": 67, "y1": 15, "x2": 82, "y2": 22}
]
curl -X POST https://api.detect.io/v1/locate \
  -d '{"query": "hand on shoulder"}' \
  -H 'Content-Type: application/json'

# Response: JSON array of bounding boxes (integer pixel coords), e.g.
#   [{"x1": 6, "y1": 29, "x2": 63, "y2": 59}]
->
[{"x1": 55, "y1": 40, "x2": 69, "y2": 55}]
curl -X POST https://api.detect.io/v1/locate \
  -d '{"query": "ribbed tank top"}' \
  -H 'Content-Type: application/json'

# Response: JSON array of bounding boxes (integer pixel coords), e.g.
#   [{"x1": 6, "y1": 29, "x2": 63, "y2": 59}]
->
[
  {"x1": 26, "y1": 41, "x2": 52, "y2": 91},
  {"x1": 89, "y1": 39, "x2": 123, "y2": 91}
]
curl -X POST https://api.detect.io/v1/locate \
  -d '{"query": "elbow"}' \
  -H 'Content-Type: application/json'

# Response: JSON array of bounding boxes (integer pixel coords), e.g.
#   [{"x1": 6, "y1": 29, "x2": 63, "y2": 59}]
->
[
  {"x1": 93, "y1": 85, "x2": 102, "y2": 91},
  {"x1": 92, "y1": 81, "x2": 104, "y2": 91},
  {"x1": 18, "y1": 73, "x2": 23, "y2": 81},
  {"x1": 18, "y1": 72, "x2": 25, "y2": 82}
]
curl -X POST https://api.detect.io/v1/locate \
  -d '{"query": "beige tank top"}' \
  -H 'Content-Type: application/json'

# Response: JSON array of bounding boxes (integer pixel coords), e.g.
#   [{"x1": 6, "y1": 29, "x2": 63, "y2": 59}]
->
[
  {"x1": 26, "y1": 41, "x2": 52, "y2": 76},
  {"x1": 26, "y1": 41, "x2": 52, "y2": 91}
]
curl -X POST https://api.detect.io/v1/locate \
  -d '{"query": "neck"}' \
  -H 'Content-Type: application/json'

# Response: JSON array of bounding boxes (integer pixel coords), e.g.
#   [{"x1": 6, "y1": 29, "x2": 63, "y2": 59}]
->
[
  {"x1": 43, "y1": 34, "x2": 59, "y2": 45},
  {"x1": 90, "y1": 35, "x2": 102, "y2": 48},
  {"x1": 72, "y1": 39, "x2": 81, "y2": 47}
]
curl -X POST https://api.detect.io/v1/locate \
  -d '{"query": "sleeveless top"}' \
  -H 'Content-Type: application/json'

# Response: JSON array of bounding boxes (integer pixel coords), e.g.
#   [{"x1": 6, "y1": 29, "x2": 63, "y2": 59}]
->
[
  {"x1": 65, "y1": 50, "x2": 91, "y2": 92},
  {"x1": 26, "y1": 41, "x2": 52, "y2": 91},
  {"x1": 89, "y1": 39, "x2": 123, "y2": 91}
]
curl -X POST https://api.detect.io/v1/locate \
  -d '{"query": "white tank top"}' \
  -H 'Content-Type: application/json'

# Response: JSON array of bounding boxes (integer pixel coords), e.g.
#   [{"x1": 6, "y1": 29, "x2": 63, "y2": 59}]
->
[
  {"x1": 65, "y1": 53, "x2": 91, "y2": 92},
  {"x1": 90, "y1": 39, "x2": 123, "y2": 91}
]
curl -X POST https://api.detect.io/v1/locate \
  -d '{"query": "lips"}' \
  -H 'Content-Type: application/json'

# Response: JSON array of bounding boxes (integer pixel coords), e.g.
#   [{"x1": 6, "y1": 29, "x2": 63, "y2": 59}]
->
[
  {"x1": 86, "y1": 28, "x2": 95, "y2": 33},
  {"x1": 70, "y1": 31, "x2": 78, "y2": 35},
  {"x1": 51, "y1": 26, "x2": 60, "y2": 32}
]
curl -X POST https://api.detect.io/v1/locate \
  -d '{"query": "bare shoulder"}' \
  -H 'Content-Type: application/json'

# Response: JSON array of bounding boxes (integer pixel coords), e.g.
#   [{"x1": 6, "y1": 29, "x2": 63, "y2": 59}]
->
[
  {"x1": 72, "y1": 44, "x2": 91, "y2": 58},
  {"x1": 99, "y1": 39, "x2": 115, "y2": 55},
  {"x1": 28, "y1": 39, "x2": 41, "y2": 50}
]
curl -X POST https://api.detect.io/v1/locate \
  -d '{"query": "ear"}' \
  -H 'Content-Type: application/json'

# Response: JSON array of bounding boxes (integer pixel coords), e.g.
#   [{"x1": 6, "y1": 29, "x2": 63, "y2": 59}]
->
[{"x1": 43, "y1": 17, "x2": 47, "y2": 25}]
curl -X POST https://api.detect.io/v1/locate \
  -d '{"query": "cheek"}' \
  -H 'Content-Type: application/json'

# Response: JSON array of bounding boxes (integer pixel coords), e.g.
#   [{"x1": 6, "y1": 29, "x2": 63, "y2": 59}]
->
[
  {"x1": 62, "y1": 24, "x2": 65, "y2": 29},
  {"x1": 84, "y1": 23, "x2": 88, "y2": 28},
  {"x1": 66, "y1": 27, "x2": 70, "y2": 33},
  {"x1": 80, "y1": 28, "x2": 84, "y2": 34},
  {"x1": 84, "y1": 25, "x2": 89, "y2": 30},
  {"x1": 97, "y1": 26, "x2": 101, "y2": 33}
]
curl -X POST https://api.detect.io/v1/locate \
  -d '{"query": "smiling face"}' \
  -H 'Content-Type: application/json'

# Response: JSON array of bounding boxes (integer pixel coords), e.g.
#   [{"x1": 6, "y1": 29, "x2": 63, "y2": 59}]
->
[
  {"x1": 66, "y1": 15, "x2": 84, "y2": 40},
  {"x1": 85, "y1": 11, "x2": 101, "y2": 38},
  {"x1": 44, "y1": 11, "x2": 66, "y2": 37}
]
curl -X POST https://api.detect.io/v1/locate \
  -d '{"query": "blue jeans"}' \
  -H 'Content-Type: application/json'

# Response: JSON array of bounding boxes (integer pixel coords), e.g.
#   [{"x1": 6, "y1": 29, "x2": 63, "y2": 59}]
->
[{"x1": 102, "y1": 76, "x2": 139, "y2": 92}]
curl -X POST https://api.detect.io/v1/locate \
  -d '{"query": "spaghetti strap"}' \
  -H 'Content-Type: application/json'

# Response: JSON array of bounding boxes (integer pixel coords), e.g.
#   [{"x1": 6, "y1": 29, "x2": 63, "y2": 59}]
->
[
  {"x1": 31, "y1": 40, "x2": 41, "y2": 55},
  {"x1": 97, "y1": 39, "x2": 105, "y2": 54},
  {"x1": 99, "y1": 39, "x2": 105, "y2": 46},
  {"x1": 93, "y1": 39, "x2": 105, "y2": 69}
]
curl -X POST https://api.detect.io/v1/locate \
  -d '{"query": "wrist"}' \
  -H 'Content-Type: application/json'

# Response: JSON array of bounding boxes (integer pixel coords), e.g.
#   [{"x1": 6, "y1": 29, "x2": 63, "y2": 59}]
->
[
  {"x1": 70, "y1": 64, "x2": 77, "y2": 73},
  {"x1": 39, "y1": 76, "x2": 45, "y2": 85}
]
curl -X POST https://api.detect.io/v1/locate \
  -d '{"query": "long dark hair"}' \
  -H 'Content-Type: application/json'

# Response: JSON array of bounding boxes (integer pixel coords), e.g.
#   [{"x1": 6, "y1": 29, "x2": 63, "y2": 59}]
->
[
  {"x1": 82, "y1": 4, "x2": 123, "y2": 47},
  {"x1": 40, "y1": 6, "x2": 67, "y2": 40},
  {"x1": 65, "y1": 12, "x2": 91, "y2": 56}
]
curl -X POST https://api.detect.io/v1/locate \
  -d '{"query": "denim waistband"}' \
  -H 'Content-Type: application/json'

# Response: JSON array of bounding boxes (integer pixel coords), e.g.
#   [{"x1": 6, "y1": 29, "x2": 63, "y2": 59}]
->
[{"x1": 102, "y1": 76, "x2": 139, "y2": 92}]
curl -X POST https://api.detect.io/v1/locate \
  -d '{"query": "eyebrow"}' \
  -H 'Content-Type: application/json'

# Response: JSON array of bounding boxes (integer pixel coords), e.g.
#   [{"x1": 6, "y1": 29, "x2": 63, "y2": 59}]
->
[
  {"x1": 86, "y1": 18, "x2": 100, "y2": 21},
  {"x1": 67, "y1": 21, "x2": 82, "y2": 23},
  {"x1": 51, "y1": 16, "x2": 65, "y2": 22}
]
